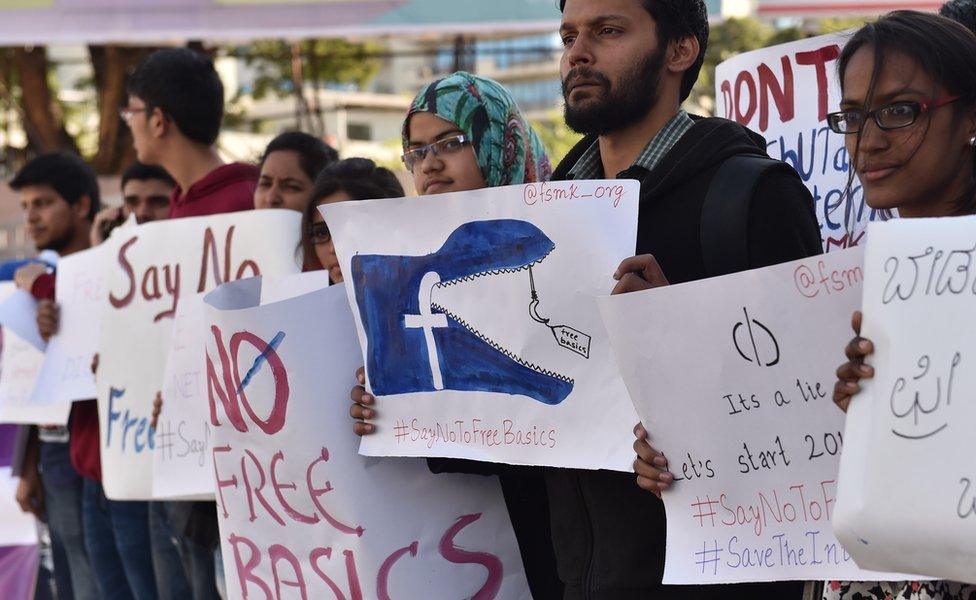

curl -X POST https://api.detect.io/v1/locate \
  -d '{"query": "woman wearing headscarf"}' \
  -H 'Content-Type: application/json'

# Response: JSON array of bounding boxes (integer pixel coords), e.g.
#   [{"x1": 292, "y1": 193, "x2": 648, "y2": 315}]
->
[{"x1": 348, "y1": 72, "x2": 562, "y2": 598}]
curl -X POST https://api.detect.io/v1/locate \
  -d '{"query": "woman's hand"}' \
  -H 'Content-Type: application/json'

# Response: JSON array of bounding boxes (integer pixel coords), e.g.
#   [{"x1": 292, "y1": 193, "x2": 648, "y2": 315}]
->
[
  {"x1": 833, "y1": 310, "x2": 875, "y2": 412},
  {"x1": 349, "y1": 366, "x2": 376, "y2": 435},
  {"x1": 633, "y1": 422, "x2": 674, "y2": 499}
]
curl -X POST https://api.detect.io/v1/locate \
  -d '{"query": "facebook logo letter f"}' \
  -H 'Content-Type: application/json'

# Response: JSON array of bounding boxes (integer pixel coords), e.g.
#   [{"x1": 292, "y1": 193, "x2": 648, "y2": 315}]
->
[{"x1": 403, "y1": 271, "x2": 447, "y2": 390}]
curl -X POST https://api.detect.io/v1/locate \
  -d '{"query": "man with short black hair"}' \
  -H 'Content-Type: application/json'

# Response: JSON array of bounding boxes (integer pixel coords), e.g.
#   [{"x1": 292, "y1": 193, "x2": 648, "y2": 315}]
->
[
  {"x1": 9, "y1": 152, "x2": 103, "y2": 600},
  {"x1": 122, "y1": 47, "x2": 255, "y2": 600},
  {"x1": 123, "y1": 48, "x2": 257, "y2": 218},
  {"x1": 550, "y1": 1, "x2": 821, "y2": 597},
  {"x1": 91, "y1": 162, "x2": 174, "y2": 245}
]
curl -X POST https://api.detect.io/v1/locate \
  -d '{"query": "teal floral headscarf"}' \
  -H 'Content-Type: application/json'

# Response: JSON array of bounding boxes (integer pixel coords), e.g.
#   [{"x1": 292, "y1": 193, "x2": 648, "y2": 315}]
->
[{"x1": 403, "y1": 71, "x2": 552, "y2": 187}]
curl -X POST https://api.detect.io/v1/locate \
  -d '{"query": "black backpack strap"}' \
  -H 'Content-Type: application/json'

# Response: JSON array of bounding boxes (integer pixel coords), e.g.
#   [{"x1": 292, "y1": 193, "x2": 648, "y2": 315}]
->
[{"x1": 700, "y1": 154, "x2": 786, "y2": 277}]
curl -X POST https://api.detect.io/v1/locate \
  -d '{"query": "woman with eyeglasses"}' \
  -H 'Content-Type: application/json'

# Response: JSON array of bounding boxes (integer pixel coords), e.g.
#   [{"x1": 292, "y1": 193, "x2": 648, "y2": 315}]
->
[
  {"x1": 300, "y1": 157, "x2": 403, "y2": 281},
  {"x1": 348, "y1": 71, "x2": 563, "y2": 598},
  {"x1": 828, "y1": 11, "x2": 976, "y2": 600}
]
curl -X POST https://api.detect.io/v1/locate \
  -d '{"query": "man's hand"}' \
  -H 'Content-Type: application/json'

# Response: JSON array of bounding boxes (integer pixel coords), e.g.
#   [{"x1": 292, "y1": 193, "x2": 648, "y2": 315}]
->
[
  {"x1": 90, "y1": 206, "x2": 124, "y2": 246},
  {"x1": 36, "y1": 300, "x2": 59, "y2": 342},
  {"x1": 14, "y1": 263, "x2": 47, "y2": 292},
  {"x1": 612, "y1": 255, "x2": 670, "y2": 295},
  {"x1": 633, "y1": 422, "x2": 674, "y2": 499},
  {"x1": 15, "y1": 466, "x2": 44, "y2": 521},
  {"x1": 349, "y1": 366, "x2": 376, "y2": 436}
]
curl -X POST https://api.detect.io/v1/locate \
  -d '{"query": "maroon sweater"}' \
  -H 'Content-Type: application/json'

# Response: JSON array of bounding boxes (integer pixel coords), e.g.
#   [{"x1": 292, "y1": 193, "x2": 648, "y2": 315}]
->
[{"x1": 169, "y1": 162, "x2": 258, "y2": 218}]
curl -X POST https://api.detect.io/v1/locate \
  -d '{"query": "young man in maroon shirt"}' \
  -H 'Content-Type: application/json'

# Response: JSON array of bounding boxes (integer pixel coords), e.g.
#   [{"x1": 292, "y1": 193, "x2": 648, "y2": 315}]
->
[
  {"x1": 9, "y1": 152, "x2": 161, "y2": 600},
  {"x1": 119, "y1": 47, "x2": 260, "y2": 600},
  {"x1": 121, "y1": 48, "x2": 257, "y2": 218}
]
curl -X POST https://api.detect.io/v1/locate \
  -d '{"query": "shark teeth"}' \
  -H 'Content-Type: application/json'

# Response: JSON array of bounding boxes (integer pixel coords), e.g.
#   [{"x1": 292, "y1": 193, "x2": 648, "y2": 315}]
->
[
  {"x1": 429, "y1": 302, "x2": 575, "y2": 386},
  {"x1": 428, "y1": 245, "x2": 572, "y2": 383},
  {"x1": 432, "y1": 248, "x2": 554, "y2": 290}
]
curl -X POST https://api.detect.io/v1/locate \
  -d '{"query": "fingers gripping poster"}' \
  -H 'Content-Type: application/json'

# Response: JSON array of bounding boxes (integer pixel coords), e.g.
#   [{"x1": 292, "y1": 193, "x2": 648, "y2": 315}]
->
[
  {"x1": 322, "y1": 180, "x2": 641, "y2": 470},
  {"x1": 599, "y1": 248, "x2": 914, "y2": 584},
  {"x1": 98, "y1": 210, "x2": 302, "y2": 500},
  {"x1": 715, "y1": 33, "x2": 890, "y2": 252},
  {"x1": 204, "y1": 278, "x2": 530, "y2": 600},
  {"x1": 834, "y1": 216, "x2": 976, "y2": 584}
]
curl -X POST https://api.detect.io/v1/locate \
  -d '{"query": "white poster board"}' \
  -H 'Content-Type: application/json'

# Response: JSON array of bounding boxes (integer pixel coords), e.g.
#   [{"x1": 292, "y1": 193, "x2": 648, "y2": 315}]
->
[
  {"x1": 32, "y1": 245, "x2": 107, "y2": 406},
  {"x1": 152, "y1": 271, "x2": 333, "y2": 500},
  {"x1": 0, "y1": 466, "x2": 36, "y2": 546},
  {"x1": 205, "y1": 278, "x2": 530, "y2": 599},
  {"x1": 152, "y1": 292, "x2": 213, "y2": 500},
  {"x1": 834, "y1": 217, "x2": 976, "y2": 584},
  {"x1": 715, "y1": 33, "x2": 889, "y2": 252},
  {"x1": 323, "y1": 181, "x2": 640, "y2": 470},
  {"x1": 98, "y1": 209, "x2": 302, "y2": 500},
  {"x1": 0, "y1": 283, "x2": 69, "y2": 425},
  {"x1": 599, "y1": 248, "x2": 915, "y2": 583}
]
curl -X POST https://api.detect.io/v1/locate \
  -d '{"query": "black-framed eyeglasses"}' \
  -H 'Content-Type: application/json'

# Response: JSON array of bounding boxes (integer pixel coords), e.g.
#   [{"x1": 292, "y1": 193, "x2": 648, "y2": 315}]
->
[
  {"x1": 119, "y1": 106, "x2": 147, "y2": 122},
  {"x1": 401, "y1": 134, "x2": 471, "y2": 172},
  {"x1": 827, "y1": 95, "x2": 960, "y2": 135},
  {"x1": 308, "y1": 221, "x2": 331, "y2": 245}
]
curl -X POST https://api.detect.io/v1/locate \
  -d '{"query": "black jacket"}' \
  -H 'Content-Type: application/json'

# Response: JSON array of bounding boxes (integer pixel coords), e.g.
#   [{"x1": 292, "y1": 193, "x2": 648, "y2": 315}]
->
[{"x1": 546, "y1": 117, "x2": 823, "y2": 600}]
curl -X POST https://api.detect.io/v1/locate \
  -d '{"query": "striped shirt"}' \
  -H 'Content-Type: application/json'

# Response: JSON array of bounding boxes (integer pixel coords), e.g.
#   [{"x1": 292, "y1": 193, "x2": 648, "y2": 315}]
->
[{"x1": 568, "y1": 110, "x2": 695, "y2": 179}]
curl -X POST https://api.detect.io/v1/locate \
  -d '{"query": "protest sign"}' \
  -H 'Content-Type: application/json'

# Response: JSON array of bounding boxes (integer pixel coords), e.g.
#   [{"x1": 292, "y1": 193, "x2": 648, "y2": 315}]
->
[
  {"x1": 32, "y1": 245, "x2": 107, "y2": 406},
  {"x1": 0, "y1": 425, "x2": 37, "y2": 547},
  {"x1": 98, "y1": 209, "x2": 302, "y2": 500},
  {"x1": 834, "y1": 217, "x2": 976, "y2": 584},
  {"x1": 323, "y1": 180, "x2": 641, "y2": 470},
  {"x1": 152, "y1": 271, "x2": 332, "y2": 500},
  {"x1": 0, "y1": 289, "x2": 46, "y2": 352},
  {"x1": 0, "y1": 283, "x2": 69, "y2": 425},
  {"x1": 0, "y1": 424, "x2": 38, "y2": 600},
  {"x1": 715, "y1": 33, "x2": 890, "y2": 252},
  {"x1": 152, "y1": 292, "x2": 212, "y2": 500},
  {"x1": 204, "y1": 278, "x2": 530, "y2": 599},
  {"x1": 598, "y1": 248, "x2": 913, "y2": 583}
]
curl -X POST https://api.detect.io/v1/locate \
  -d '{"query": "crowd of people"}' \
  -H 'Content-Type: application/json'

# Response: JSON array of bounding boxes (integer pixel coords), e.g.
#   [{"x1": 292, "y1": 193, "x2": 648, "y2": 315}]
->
[{"x1": 4, "y1": 0, "x2": 976, "y2": 598}]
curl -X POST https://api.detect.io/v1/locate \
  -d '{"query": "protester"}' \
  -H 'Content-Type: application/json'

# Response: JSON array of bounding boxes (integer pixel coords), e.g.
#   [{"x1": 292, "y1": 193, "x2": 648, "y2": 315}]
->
[
  {"x1": 9, "y1": 153, "x2": 107, "y2": 600},
  {"x1": 91, "y1": 162, "x2": 174, "y2": 245},
  {"x1": 301, "y1": 157, "x2": 403, "y2": 280},
  {"x1": 348, "y1": 71, "x2": 563, "y2": 598},
  {"x1": 829, "y1": 11, "x2": 976, "y2": 600},
  {"x1": 254, "y1": 131, "x2": 338, "y2": 212},
  {"x1": 550, "y1": 0, "x2": 822, "y2": 597},
  {"x1": 123, "y1": 47, "x2": 256, "y2": 218},
  {"x1": 941, "y1": 0, "x2": 976, "y2": 32},
  {"x1": 124, "y1": 46, "x2": 247, "y2": 599}
]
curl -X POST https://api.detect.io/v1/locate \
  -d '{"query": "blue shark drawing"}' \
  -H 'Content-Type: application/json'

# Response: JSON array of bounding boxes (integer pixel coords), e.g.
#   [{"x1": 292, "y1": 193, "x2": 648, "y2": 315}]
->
[{"x1": 351, "y1": 219, "x2": 574, "y2": 405}]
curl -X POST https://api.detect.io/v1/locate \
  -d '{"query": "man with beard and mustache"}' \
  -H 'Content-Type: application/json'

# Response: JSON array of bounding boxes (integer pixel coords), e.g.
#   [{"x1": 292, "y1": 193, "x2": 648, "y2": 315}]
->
[
  {"x1": 549, "y1": 1, "x2": 821, "y2": 598},
  {"x1": 9, "y1": 152, "x2": 103, "y2": 600}
]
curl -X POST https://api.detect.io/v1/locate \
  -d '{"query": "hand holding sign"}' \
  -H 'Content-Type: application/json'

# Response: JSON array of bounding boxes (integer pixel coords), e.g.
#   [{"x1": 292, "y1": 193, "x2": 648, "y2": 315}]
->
[{"x1": 832, "y1": 311, "x2": 874, "y2": 413}]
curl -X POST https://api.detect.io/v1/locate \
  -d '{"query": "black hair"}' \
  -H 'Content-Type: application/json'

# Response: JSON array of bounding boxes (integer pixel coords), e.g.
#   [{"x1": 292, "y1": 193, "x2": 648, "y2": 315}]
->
[
  {"x1": 127, "y1": 48, "x2": 224, "y2": 145},
  {"x1": 838, "y1": 10, "x2": 976, "y2": 213},
  {"x1": 941, "y1": 0, "x2": 976, "y2": 33},
  {"x1": 300, "y1": 158, "x2": 404, "y2": 267},
  {"x1": 9, "y1": 152, "x2": 101, "y2": 220},
  {"x1": 260, "y1": 132, "x2": 339, "y2": 182},
  {"x1": 120, "y1": 161, "x2": 175, "y2": 191},
  {"x1": 558, "y1": 0, "x2": 709, "y2": 102}
]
